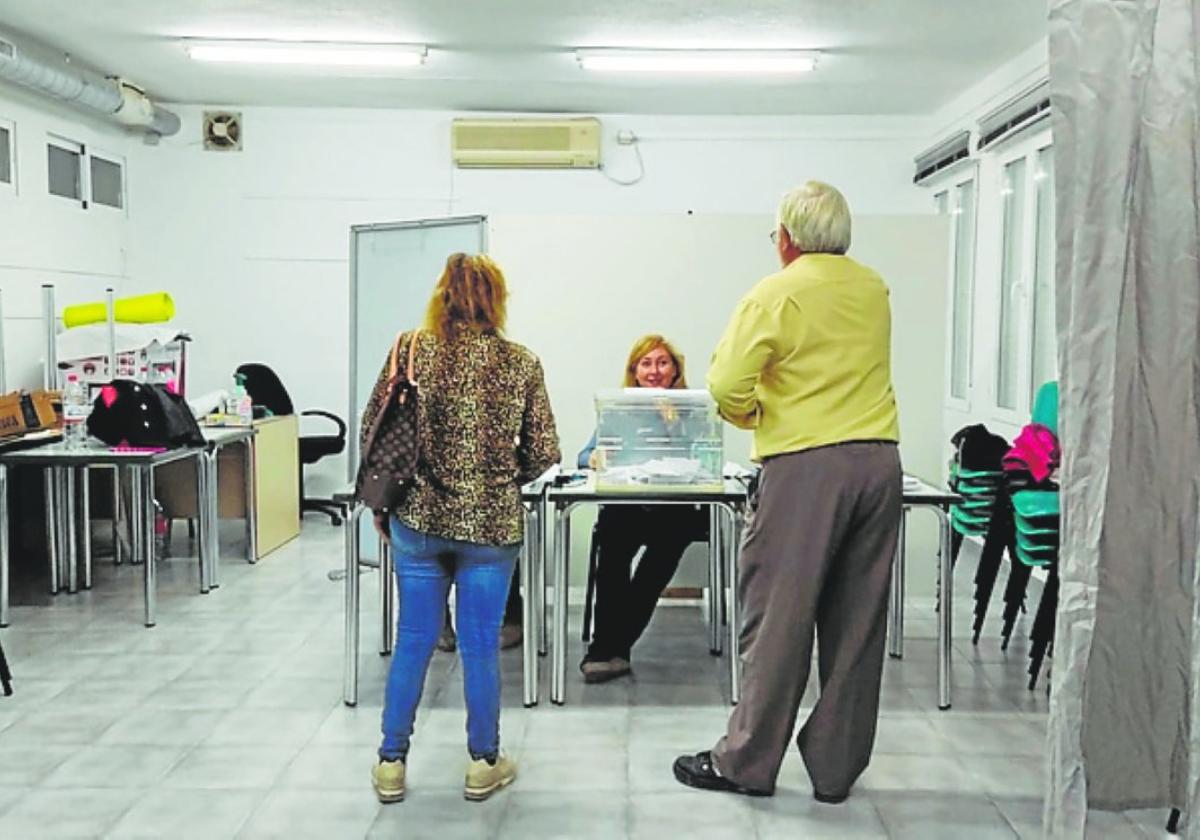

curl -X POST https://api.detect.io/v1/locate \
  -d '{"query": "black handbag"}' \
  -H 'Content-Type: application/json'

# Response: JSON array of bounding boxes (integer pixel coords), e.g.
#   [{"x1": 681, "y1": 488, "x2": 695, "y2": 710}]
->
[
  {"x1": 355, "y1": 331, "x2": 421, "y2": 512},
  {"x1": 86, "y1": 380, "x2": 205, "y2": 449}
]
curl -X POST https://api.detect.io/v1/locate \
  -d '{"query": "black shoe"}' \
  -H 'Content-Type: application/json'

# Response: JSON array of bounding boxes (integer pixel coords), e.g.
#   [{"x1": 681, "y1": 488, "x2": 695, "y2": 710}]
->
[
  {"x1": 813, "y1": 790, "x2": 849, "y2": 805},
  {"x1": 672, "y1": 751, "x2": 772, "y2": 797}
]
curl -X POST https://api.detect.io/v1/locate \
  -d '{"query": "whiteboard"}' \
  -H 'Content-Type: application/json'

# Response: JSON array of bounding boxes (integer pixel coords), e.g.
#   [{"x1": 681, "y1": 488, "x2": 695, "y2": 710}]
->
[{"x1": 490, "y1": 212, "x2": 949, "y2": 588}]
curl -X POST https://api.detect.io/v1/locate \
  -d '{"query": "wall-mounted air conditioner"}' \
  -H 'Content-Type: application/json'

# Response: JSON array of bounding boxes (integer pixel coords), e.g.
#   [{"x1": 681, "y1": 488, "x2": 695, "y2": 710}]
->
[{"x1": 451, "y1": 117, "x2": 601, "y2": 169}]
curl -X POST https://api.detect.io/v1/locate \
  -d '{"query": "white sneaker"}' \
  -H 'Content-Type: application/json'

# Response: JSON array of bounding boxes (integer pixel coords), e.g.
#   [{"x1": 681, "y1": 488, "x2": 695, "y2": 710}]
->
[
  {"x1": 464, "y1": 752, "x2": 517, "y2": 801},
  {"x1": 372, "y1": 758, "x2": 406, "y2": 803}
]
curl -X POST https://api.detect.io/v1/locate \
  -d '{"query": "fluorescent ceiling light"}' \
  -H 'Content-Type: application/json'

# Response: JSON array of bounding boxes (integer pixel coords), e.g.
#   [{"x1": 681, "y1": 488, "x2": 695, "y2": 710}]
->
[
  {"x1": 576, "y1": 49, "x2": 819, "y2": 74},
  {"x1": 183, "y1": 39, "x2": 427, "y2": 68}
]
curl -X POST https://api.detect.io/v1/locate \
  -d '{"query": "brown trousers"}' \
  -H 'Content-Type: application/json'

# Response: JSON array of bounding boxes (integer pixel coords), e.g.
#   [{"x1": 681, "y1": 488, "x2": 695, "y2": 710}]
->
[{"x1": 712, "y1": 441, "x2": 902, "y2": 795}]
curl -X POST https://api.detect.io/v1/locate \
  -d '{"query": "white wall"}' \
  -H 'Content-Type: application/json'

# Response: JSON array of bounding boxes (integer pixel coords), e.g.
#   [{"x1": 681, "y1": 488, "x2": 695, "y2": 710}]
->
[
  {"x1": 123, "y1": 106, "x2": 931, "y2": 493},
  {"x1": 0, "y1": 86, "x2": 136, "y2": 390},
  {"x1": 491, "y1": 212, "x2": 947, "y2": 587}
]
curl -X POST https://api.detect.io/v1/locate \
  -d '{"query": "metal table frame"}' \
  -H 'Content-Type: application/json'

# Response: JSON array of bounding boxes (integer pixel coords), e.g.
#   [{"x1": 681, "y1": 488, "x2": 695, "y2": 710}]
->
[
  {"x1": 543, "y1": 478, "x2": 748, "y2": 707},
  {"x1": 886, "y1": 479, "x2": 961, "y2": 710},
  {"x1": 335, "y1": 474, "x2": 960, "y2": 711},
  {"x1": 0, "y1": 443, "x2": 208, "y2": 627},
  {"x1": 199, "y1": 426, "x2": 258, "y2": 589},
  {"x1": 340, "y1": 484, "x2": 548, "y2": 708}
]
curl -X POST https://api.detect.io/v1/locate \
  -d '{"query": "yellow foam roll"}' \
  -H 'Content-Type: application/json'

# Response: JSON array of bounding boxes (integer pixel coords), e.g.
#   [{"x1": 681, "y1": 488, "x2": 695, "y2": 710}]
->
[{"x1": 62, "y1": 293, "x2": 175, "y2": 328}]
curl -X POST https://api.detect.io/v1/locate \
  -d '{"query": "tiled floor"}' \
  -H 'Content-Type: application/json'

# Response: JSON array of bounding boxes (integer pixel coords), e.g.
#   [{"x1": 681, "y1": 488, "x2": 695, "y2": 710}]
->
[{"x1": 0, "y1": 522, "x2": 1172, "y2": 838}]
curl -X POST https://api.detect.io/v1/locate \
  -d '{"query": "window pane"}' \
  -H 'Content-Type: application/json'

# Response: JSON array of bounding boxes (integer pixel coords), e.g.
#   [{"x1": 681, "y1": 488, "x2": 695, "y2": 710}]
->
[
  {"x1": 48, "y1": 144, "x2": 81, "y2": 200},
  {"x1": 950, "y1": 180, "x2": 976, "y2": 400},
  {"x1": 0, "y1": 126, "x2": 10, "y2": 185},
  {"x1": 996, "y1": 157, "x2": 1027, "y2": 410},
  {"x1": 1030, "y1": 147, "x2": 1057, "y2": 401},
  {"x1": 90, "y1": 156, "x2": 123, "y2": 209}
]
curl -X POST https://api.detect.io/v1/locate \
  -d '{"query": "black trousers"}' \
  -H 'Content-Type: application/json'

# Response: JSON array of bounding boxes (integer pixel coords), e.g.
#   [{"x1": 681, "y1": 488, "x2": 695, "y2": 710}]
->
[{"x1": 586, "y1": 504, "x2": 709, "y2": 662}]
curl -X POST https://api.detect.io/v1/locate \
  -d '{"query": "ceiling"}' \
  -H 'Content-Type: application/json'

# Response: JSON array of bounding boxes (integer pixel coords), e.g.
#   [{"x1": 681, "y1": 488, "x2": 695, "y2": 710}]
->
[{"x1": 0, "y1": 0, "x2": 1048, "y2": 115}]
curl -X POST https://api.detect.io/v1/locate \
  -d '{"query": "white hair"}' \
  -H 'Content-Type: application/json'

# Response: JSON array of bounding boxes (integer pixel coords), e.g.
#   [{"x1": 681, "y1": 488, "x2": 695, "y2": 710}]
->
[{"x1": 776, "y1": 181, "x2": 852, "y2": 255}]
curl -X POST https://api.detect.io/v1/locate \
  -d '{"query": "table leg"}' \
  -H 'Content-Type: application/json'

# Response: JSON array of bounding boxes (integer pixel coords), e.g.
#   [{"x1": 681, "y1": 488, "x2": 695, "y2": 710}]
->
[
  {"x1": 140, "y1": 466, "x2": 156, "y2": 627},
  {"x1": 196, "y1": 452, "x2": 211, "y2": 594},
  {"x1": 936, "y1": 506, "x2": 953, "y2": 710},
  {"x1": 522, "y1": 504, "x2": 539, "y2": 707},
  {"x1": 344, "y1": 505, "x2": 364, "y2": 706},
  {"x1": 537, "y1": 498, "x2": 548, "y2": 657},
  {"x1": 379, "y1": 534, "x2": 393, "y2": 656},
  {"x1": 64, "y1": 468, "x2": 78, "y2": 594},
  {"x1": 206, "y1": 451, "x2": 220, "y2": 589},
  {"x1": 44, "y1": 469, "x2": 59, "y2": 593},
  {"x1": 708, "y1": 505, "x2": 721, "y2": 655},
  {"x1": 243, "y1": 438, "x2": 258, "y2": 563},
  {"x1": 0, "y1": 466, "x2": 9, "y2": 626},
  {"x1": 551, "y1": 503, "x2": 570, "y2": 705},
  {"x1": 727, "y1": 505, "x2": 743, "y2": 706},
  {"x1": 888, "y1": 509, "x2": 908, "y2": 659},
  {"x1": 112, "y1": 467, "x2": 123, "y2": 566},
  {"x1": 79, "y1": 467, "x2": 91, "y2": 590}
]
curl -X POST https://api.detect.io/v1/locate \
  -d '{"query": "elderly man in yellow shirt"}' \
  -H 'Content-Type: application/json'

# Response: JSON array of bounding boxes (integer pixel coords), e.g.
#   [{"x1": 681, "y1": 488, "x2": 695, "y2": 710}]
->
[{"x1": 674, "y1": 181, "x2": 902, "y2": 804}]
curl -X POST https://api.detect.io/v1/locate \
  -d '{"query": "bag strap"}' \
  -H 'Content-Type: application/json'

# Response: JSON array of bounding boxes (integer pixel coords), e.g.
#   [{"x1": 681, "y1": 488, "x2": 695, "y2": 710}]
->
[
  {"x1": 386, "y1": 330, "x2": 422, "y2": 384},
  {"x1": 406, "y1": 330, "x2": 420, "y2": 386}
]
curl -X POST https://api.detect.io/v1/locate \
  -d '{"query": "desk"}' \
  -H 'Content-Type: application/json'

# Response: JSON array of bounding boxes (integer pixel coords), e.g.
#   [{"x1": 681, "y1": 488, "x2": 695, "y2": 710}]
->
[
  {"x1": 543, "y1": 477, "x2": 747, "y2": 707},
  {"x1": 337, "y1": 483, "x2": 547, "y2": 708},
  {"x1": 541, "y1": 474, "x2": 962, "y2": 711},
  {"x1": 0, "y1": 442, "x2": 207, "y2": 627},
  {"x1": 0, "y1": 431, "x2": 61, "y2": 626},
  {"x1": 336, "y1": 474, "x2": 961, "y2": 710},
  {"x1": 157, "y1": 416, "x2": 300, "y2": 571}
]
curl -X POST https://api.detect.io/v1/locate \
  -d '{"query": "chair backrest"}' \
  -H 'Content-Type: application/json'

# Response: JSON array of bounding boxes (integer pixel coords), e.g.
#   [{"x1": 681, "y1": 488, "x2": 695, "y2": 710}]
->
[
  {"x1": 235, "y1": 363, "x2": 294, "y2": 416},
  {"x1": 1031, "y1": 380, "x2": 1059, "y2": 436}
]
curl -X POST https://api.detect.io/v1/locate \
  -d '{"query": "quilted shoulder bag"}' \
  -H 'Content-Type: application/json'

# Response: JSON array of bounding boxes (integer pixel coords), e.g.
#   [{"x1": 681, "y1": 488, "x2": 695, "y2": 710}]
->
[{"x1": 355, "y1": 331, "x2": 422, "y2": 512}]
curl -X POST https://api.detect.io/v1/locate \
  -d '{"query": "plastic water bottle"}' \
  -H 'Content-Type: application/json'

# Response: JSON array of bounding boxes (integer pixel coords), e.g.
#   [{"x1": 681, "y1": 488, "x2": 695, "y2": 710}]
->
[{"x1": 62, "y1": 373, "x2": 91, "y2": 450}]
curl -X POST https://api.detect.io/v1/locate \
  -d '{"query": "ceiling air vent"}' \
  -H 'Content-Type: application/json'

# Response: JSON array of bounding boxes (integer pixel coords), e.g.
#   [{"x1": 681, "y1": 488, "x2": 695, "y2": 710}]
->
[
  {"x1": 451, "y1": 118, "x2": 601, "y2": 169},
  {"x1": 203, "y1": 110, "x2": 242, "y2": 151}
]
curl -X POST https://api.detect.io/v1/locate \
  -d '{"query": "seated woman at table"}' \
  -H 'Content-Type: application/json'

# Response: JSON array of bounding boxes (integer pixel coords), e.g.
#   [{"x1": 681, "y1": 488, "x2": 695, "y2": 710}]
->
[{"x1": 577, "y1": 334, "x2": 709, "y2": 684}]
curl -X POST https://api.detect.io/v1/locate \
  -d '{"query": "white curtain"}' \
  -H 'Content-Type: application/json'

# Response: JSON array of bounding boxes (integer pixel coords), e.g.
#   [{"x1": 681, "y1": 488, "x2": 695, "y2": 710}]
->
[{"x1": 1045, "y1": 0, "x2": 1200, "y2": 835}]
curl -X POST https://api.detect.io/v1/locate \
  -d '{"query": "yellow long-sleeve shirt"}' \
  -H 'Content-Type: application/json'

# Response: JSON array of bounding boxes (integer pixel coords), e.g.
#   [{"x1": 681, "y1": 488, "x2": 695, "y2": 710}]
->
[{"x1": 707, "y1": 253, "x2": 899, "y2": 461}]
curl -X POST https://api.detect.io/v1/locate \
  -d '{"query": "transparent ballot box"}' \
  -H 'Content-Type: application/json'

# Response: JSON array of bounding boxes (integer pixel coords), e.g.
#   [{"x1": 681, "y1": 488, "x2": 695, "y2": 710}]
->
[{"x1": 592, "y1": 388, "x2": 723, "y2": 492}]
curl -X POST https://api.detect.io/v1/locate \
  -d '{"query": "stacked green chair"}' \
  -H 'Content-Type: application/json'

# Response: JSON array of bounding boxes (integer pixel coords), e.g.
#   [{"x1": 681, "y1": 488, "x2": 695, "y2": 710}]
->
[
  {"x1": 1007, "y1": 381, "x2": 1061, "y2": 690},
  {"x1": 946, "y1": 424, "x2": 1013, "y2": 644}
]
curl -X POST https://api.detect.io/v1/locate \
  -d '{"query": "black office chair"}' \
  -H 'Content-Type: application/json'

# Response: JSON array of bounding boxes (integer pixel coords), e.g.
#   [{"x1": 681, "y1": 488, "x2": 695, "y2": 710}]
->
[{"x1": 235, "y1": 363, "x2": 348, "y2": 526}]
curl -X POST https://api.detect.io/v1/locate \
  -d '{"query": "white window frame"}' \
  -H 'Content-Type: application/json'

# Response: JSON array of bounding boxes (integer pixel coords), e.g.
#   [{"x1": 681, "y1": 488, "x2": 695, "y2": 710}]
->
[
  {"x1": 87, "y1": 147, "x2": 127, "y2": 214},
  {"x1": 988, "y1": 128, "x2": 1054, "y2": 425},
  {"x1": 47, "y1": 133, "x2": 88, "y2": 208},
  {"x1": 930, "y1": 165, "x2": 980, "y2": 413},
  {"x1": 0, "y1": 116, "x2": 15, "y2": 198},
  {"x1": 1027, "y1": 145, "x2": 1057, "y2": 407}
]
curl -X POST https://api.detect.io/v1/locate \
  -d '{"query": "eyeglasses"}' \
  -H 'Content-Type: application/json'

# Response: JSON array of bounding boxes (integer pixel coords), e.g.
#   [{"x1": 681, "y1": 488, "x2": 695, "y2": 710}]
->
[{"x1": 769, "y1": 229, "x2": 779, "y2": 244}]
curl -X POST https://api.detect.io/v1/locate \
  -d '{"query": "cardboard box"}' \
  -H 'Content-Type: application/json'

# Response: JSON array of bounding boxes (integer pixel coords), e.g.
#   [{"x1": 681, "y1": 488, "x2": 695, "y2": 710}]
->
[{"x1": 0, "y1": 390, "x2": 61, "y2": 439}]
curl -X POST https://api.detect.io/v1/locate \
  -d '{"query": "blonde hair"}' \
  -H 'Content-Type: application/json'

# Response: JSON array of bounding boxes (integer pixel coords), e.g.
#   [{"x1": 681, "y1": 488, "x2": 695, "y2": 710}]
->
[
  {"x1": 622, "y1": 334, "x2": 688, "y2": 388},
  {"x1": 423, "y1": 253, "x2": 508, "y2": 339},
  {"x1": 777, "y1": 180, "x2": 852, "y2": 255}
]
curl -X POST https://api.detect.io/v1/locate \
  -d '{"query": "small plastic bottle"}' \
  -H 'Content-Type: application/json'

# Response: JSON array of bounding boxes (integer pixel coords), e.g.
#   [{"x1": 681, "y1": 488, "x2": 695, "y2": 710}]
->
[{"x1": 61, "y1": 374, "x2": 91, "y2": 450}]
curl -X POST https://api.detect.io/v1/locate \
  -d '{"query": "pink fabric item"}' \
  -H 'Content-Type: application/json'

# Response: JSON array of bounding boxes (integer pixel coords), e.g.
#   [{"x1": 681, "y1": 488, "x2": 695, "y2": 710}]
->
[
  {"x1": 1003, "y1": 423, "x2": 1060, "y2": 483},
  {"x1": 100, "y1": 385, "x2": 118, "y2": 408}
]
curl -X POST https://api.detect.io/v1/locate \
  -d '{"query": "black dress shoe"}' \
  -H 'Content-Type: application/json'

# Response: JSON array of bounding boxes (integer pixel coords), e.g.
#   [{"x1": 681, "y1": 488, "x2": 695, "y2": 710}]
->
[
  {"x1": 813, "y1": 790, "x2": 849, "y2": 804},
  {"x1": 672, "y1": 751, "x2": 772, "y2": 797}
]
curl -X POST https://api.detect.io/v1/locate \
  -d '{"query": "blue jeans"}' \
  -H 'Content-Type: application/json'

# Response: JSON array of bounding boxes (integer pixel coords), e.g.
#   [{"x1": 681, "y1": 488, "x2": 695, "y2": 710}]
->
[{"x1": 379, "y1": 519, "x2": 519, "y2": 762}]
